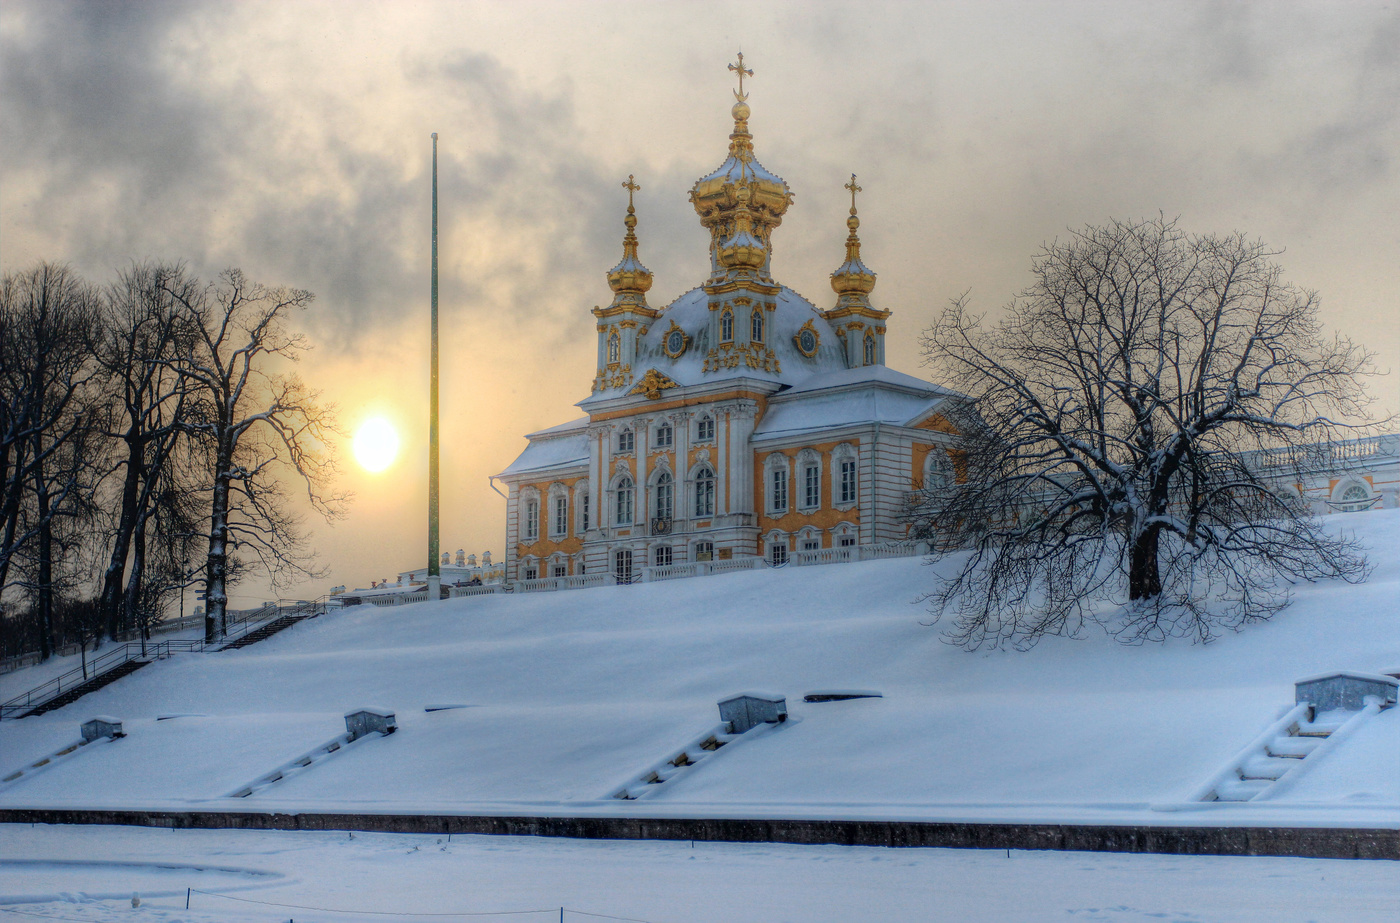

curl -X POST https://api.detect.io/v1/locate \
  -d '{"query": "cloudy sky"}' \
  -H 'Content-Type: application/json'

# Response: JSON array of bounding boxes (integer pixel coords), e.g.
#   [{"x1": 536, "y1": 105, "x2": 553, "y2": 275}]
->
[{"x1": 3, "y1": 0, "x2": 1397, "y2": 603}]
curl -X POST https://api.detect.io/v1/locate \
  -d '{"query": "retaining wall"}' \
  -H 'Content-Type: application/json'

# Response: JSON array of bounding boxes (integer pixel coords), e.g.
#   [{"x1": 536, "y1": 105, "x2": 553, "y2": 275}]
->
[{"x1": 1, "y1": 809, "x2": 1395, "y2": 860}]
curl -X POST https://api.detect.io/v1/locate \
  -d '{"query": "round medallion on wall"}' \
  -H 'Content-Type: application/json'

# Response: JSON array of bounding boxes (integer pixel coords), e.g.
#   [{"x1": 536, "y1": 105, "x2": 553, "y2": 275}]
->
[
  {"x1": 794, "y1": 319, "x2": 821, "y2": 358},
  {"x1": 662, "y1": 321, "x2": 690, "y2": 359}
]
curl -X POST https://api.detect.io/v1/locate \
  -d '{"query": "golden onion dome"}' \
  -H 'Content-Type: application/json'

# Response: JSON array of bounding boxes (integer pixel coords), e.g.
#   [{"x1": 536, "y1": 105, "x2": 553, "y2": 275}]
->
[
  {"x1": 690, "y1": 99, "x2": 794, "y2": 224},
  {"x1": 717, "y1": 186, "x2": 768, "y2": 271},
  {"x1": 607, "y1": 176, "x2": 653, "y2": 296},
  {"x1": 830, "y1": 175, "x2": 877, "y2": 296}
]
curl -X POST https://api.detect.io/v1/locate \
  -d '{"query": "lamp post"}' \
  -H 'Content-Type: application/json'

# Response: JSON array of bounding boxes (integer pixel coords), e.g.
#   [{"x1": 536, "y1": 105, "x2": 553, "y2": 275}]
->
[{"x1": 427, "y1": 132, "x2": 442, "y2": 602}]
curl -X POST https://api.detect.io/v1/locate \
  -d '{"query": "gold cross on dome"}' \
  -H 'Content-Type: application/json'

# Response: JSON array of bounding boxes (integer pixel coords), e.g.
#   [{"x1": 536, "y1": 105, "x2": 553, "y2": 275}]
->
[
  {"x1": 622, "y1": 174, "x2": 640, "y2": 210},
  {"x1": 728, "y1": 52, "x2": 753, "y2": 101},
  {"x1": 845, "y1": 174, "x2": 862, "y2": 213}
]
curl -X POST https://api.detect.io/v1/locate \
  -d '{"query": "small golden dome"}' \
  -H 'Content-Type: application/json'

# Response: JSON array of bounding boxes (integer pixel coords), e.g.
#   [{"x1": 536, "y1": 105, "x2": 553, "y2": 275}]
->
[
  {"x1": 608, "y1": 175, "x2": 653, "y2": 296},
  {"x1": 830, "y1": 174, "x2": 876, "y2": 296}
]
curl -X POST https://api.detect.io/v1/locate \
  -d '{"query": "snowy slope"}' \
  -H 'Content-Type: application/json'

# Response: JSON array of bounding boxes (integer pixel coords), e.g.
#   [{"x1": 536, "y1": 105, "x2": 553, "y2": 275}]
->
[{"x1": 1, "y1": 511, "x2": 1397, "y2": 827}]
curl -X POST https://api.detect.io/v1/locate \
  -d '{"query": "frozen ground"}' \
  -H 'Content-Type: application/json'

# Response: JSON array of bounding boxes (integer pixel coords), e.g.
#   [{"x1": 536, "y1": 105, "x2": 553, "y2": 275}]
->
[
  {"x1": 0, "y1": 512, "x2": 1396, "y2": 828},
  {"x1": 0, "y1": 823, "x2": 1396, "y2": 923}
]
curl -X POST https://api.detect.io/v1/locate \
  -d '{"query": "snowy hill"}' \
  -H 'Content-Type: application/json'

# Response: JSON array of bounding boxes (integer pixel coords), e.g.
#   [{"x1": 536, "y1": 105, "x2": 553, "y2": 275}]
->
[{"x1": 1, "y1": 511, "x2": 1397, "y2": 828}]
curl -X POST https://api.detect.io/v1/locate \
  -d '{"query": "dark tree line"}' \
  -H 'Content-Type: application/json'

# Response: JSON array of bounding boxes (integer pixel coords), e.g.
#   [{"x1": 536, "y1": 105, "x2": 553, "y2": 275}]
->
[{"x1": 0, "y1": 262, "x2": 343, "y2": 660}]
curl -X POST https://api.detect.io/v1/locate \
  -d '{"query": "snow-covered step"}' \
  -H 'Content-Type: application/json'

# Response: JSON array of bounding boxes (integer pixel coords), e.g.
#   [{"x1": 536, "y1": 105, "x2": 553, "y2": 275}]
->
[
  {"x1": 1213, "y1": 778, "x2": 1273, "y2": 802},
  {"x1": 1264, "y1": 736, "x2": 1320, "y2": 759},
  {"x1": 1238, "y1": 754, "x2": 1295, "y2": 781}
]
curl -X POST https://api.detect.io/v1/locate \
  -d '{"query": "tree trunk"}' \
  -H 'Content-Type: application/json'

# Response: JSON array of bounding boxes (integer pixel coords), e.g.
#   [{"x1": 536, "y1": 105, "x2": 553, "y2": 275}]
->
[
  {"x1": 123, "y1": 517, "x2": 146, "y2": 646},
  {"x1": 35, "y1": 461, "x2": 54, "y2": 659},
  {"x1": 1128, "y1": 525, "x2": 1162, "y2": 601},
  {"x1": 100, "y1": 436, "x2": 143, "y2": 641},
  {"x1": 204, "y1": 443, "x2": 232, "y2": 643}
]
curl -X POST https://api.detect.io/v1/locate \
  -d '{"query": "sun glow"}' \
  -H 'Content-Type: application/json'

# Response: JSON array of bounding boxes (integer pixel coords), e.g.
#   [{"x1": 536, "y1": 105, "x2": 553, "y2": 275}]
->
[{"x1": 353, "y1": 417, "x2": 400, "y2": 473}]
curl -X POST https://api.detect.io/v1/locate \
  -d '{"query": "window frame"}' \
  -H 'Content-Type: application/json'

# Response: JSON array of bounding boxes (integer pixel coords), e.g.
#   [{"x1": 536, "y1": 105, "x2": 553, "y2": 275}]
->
[{"x1": 693, "y1": 465, "x2": 715, "y2": 518}]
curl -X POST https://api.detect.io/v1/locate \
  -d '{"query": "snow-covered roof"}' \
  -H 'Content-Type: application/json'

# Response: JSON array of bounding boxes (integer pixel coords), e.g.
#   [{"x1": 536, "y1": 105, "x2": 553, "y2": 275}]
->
[
  {"x1": 753, "y1": 368, "x2": 956, "y2": 440},
  {"x1": 497, "y1": 420, "x2": 589, "y2": 478},
  {"x1": 579, "y1": 286, "x2": 848, "y2": 409}
]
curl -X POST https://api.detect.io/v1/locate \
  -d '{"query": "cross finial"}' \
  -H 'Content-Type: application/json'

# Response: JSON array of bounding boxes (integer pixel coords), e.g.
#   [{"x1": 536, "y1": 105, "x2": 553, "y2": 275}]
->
[
  {"x1": 845, "y1": 174, "x2": 862, "y2": 214},
  {"x1": 728, "y1": 51, "x2": 753, "y2": 102},
  {"x1": 622, "y1": 174, "x2": 640, "y2": 212}
]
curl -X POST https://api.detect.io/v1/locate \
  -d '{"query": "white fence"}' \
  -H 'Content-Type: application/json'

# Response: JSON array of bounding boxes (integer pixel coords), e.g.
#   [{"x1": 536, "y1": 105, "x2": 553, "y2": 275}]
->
[{"x1": 344, "y1": 540, "x2": 930, "y2": 610}]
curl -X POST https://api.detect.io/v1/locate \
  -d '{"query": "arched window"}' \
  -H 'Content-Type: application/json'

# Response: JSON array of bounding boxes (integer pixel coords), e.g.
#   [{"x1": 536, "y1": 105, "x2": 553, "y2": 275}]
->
[
  {"x1": 1337, "y1": 483, "x2": 1372, "y2": 512},
  {"x1": 924, "y1": 449, "x2": 953, "y2": 492},
  {"x1": 608, "y1": 331, "x2": 620, "y2": 364},
  {"x1": 694, "y1": 466, "x2": 715, "y2": 517},
  {"x1": 751, "y1": 309, "x2": 764, "y2": 343},
  {"x1": 833, "y1": 444, "x2": 858, "y2": 507},
  {"x1": 798, "y1": 450, "x2": 821, "y2": 511},
  {"x1": 765, "y1": 454, "x2": 790, "y2": 515},
  {"x1": 615, "y1": 476, "x2": 635, "y2": 525},
  {"x1": 546, "y1": 483, "x2": 570, "y2": 539},
  {"x1": 863, "y1": 332, "x2": 876, "y2": 365},
  {"x1": 721, "y1": 308, "x2": 734, "y2": 342},
  {"x1": 573, "y1": 480, "x2": 591, "y2": 534},
  {"x1": 654, "y1": 471, "x2": 673, "y2": 521}
]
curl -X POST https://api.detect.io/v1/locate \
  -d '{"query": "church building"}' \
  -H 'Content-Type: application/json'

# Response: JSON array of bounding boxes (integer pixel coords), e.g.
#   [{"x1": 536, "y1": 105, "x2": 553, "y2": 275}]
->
[{"x1": 497, "y1": 58, "x2": 965, "y2": 583}]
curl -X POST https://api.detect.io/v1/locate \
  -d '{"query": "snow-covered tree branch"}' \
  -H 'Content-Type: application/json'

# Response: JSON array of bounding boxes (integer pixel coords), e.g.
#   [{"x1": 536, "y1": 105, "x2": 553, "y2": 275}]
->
[{"x1": 913, "y1": 217, "x2": 1382, "y2": 650}]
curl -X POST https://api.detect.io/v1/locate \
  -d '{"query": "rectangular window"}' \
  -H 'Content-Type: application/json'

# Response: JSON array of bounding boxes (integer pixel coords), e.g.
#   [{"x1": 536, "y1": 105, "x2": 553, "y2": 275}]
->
[
  {"x1": 553, "y1": 564, "x2": 567, "y2": 577},
  {"x1": 581, "y1": 494, "x2": 590, "y2": 531},
  {"x1": 839, "y1": 535, "x2": 856, "y2": 548},
  {"x1": 655, "y1": 423, "x2": 673, "y2": 448},
  {"x1": 696, "y1": 416, "x2": 714, "y2": 442},
  {"x1": 803, "y1": 465, "x2": 820, "y2": 509},
  {"x1": 553, "y1": 496, "x2": 568, "y2": 536},
  {"x1": 769, "y1": 543, "x2": 788, "y2": 566},
  {"x1": 614, "y1": 549, "x2": 633, "y2": 583},
  {"x1": 803, "y1": 540, "x2": 820, "y2": 551},
  {"x1": 618, "y1": 429, "x2": 634, "y2": 453},
  {"x1": 654, "y1": 546, "x2": 672, "y2": 566},
  {"x1": 694, "y1": 541, "x2": 714, "y2": 562},
  {"x1": 771, "y1": 468, "x2": 788, "y2": 514},
  {"x1": 840, "y1": 459, "x2": 857, "y2": 504},
  {"x1": 524, "y1": 500, "x2": 539, "y2": 541},
  {"x1": 524, "y1": 566, "x2": 538, "y2": 581}
]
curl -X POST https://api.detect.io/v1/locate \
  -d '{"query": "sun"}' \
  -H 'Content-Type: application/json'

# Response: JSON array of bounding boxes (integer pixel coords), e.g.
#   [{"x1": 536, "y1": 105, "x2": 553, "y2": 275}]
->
[{"x1": 353, "y1": 417, "x2": 400, "y2": 473}]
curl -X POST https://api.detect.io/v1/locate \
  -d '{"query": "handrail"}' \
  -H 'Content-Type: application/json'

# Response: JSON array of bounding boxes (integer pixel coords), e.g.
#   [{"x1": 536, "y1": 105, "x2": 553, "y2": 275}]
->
[{"x1": 1, "y1": 594, "x2": 339, "y2": 720}]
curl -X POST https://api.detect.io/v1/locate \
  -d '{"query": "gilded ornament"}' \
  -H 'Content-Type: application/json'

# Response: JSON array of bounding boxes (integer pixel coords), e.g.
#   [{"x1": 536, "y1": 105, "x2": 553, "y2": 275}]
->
[
  {"x1": 629, "y1": 368, "x2": 680, "y2": 400},
  {"x1": 793, "y1": 319, "x2": 821, "y2": 357},
  {"x1": 661, "y1": 321, "x2": 690, "y2": 359}
]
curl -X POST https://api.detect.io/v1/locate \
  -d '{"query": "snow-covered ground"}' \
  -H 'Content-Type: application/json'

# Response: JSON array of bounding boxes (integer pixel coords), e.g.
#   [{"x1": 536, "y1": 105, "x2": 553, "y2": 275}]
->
[
  {"x1": 1, "y1": 823, "x2": 1395, "y2": 923},
  {"x1": 0, "y1": 512, "x2": 1397, "y2": 828}
]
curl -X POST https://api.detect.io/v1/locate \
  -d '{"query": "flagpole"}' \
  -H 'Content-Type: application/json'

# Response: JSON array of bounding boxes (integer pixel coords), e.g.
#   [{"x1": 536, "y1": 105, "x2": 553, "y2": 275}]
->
[{"x1": 428, "y1": 132, "x2": 442, "y2": 601}]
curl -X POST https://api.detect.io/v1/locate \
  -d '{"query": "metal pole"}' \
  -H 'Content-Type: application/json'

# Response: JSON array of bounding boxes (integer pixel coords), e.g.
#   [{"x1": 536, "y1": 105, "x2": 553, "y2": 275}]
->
[{"x1": 427, "y1": 132, "x2": 442, "y2": 601}]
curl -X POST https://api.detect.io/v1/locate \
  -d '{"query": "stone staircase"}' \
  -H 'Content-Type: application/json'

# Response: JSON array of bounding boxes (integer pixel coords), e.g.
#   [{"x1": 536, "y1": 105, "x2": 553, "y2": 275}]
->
[
  {"x1": 20, "y1": 660, "x2": 152, "y2": 718},
  {"x1": 610, "y1": 693, "x2": 788, "y2": 801},
  {"x1": 218, "y1": 613, "x2": 310, "y2": 651},
  {"x1": 1193, "y1": 671, "x2": 1398, "y2": 804}
]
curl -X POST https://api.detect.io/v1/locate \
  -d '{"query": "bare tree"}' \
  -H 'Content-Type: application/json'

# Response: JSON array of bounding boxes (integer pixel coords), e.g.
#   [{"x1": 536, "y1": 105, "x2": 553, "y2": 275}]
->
[
  {"x1": 94, "y1": 262, "x2": 205, "y2": 642},
  {"x1": 0, "y1": 264, "x2": 104, "y2": 658},
  {"x1": 169, "y1": 269, "x2": 344, "y2": 641},
  {"x1": 915, "y1": 217, "x2": 1379, "y2": 650}
]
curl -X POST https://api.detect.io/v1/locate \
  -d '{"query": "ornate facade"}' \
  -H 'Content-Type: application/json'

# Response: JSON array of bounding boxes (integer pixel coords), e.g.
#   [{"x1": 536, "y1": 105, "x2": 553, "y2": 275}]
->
[{"x1": 496, "y1": 59, "x2": 964, "y2": 582}]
